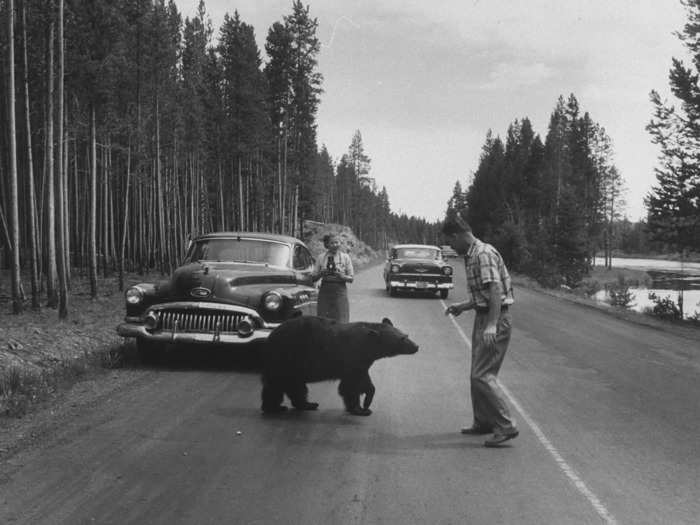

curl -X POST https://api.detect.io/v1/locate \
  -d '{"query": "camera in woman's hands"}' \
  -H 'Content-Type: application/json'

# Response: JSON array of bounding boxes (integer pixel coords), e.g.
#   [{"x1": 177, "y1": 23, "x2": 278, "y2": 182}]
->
[{"x1": 326, "y1": 256, "x2": 337, "y2": 274}]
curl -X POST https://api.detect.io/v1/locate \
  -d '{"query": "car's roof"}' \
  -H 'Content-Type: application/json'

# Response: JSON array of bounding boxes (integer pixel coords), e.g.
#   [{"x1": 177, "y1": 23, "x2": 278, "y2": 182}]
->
[
  {"x1": 392, "y1": 244, "x2": 441, "y2": 250},
  {"x1": 194, "y1": 231, "x2": 303, "y2": 245}
]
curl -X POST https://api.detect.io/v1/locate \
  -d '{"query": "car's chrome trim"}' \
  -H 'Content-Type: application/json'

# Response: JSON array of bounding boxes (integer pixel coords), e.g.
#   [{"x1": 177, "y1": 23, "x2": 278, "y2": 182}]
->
[
  {"x1": 146, "y1": 301, "x2": 261, "y2": 317},
  {"x1": 117, "y1": 323, "x2": 272, "y2": 344},
  {"x1": 293, "y1": 300, "x2": 318, "y2": 310},
  {"x1": 389, "y1": 281, "x2": 454, "y2": 289},
  {"x1": 392, "y1": 273, "x2": 447, "y2": 278}
]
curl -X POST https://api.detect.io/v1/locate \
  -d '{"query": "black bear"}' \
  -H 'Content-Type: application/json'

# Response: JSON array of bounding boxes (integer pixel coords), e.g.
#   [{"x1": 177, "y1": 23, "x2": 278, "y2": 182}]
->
[{"x1": 261, "y1": 316, "x2": 419, "y2": 416}]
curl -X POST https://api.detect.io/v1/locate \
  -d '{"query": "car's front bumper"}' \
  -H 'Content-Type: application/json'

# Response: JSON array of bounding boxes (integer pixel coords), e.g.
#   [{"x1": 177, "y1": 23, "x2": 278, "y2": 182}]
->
[
  {"x1": 117, "y1": 322, "x2": 274, "y2": 344},
  {"x1": 388, "y1": 279, "x2": 454, "y2": 290},
  {"x1": 117, "y1": 301, "x2": 282, "y2": 346}
]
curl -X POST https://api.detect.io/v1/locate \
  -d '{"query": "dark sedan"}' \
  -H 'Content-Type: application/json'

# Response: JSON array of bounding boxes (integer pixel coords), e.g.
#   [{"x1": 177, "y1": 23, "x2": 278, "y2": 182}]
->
[{"x1": 117, "y1": 232, "x2": 318, "y2": 359}]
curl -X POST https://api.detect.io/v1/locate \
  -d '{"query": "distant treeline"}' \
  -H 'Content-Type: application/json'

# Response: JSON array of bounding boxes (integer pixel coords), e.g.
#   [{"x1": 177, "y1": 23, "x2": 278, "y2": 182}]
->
[
  {"x1": 0, "y1": 0, "x2": 437, "y2": 314},
  {"x1": 446, "y1": 94, "x2": 627, "y2": 287},
  {"x1": 447, "y1": 92, "x2": 699, "y2": 287}
]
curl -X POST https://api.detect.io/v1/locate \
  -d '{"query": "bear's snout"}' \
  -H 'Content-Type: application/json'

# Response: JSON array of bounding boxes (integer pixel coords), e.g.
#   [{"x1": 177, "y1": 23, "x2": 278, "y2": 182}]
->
[{"x1": 403, "y1": 339, "x2": 419, "y2": 354}]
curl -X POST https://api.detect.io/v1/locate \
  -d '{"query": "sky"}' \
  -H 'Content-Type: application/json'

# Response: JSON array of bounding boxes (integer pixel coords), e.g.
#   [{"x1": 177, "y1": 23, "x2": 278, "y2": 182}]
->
[{"x1": 176, "y1": 0, "x2": 690, "y2": 222}]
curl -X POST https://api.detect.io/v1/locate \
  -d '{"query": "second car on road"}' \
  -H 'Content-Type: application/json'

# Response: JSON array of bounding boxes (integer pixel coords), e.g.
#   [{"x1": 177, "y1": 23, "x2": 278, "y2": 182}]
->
[{"x1": 383, "y1": 244, "x2": 454, "y2": 299}]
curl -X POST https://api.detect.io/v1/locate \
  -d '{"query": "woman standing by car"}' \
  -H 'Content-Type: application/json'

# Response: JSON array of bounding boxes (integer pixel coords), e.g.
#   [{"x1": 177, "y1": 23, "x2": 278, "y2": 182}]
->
[{"x1": 313, "y1": 233, "x2": 354, "y2": 322}]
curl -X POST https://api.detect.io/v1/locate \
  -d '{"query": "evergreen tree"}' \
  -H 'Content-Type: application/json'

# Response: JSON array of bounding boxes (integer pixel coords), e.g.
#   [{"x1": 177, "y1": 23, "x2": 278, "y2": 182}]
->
[{"x1": 647, "y1": 1, "x2": 700, "y2": 254}]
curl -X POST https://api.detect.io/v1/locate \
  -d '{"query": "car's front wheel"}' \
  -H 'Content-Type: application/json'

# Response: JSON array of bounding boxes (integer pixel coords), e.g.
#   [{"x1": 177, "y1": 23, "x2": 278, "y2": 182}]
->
[
  {"x1": 389, "y1": 287, "x2": 397, "y2": 297},
  {"x1": 440, "y1": 289, "x2": 449, "y2": 299},
  {"x1": 136, "y1": 339, "x2": 165, "y2": 364}
]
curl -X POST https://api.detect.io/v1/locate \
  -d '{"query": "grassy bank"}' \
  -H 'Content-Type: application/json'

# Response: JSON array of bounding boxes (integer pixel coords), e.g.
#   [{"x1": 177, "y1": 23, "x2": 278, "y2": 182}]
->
[
  {"x1": 512, "y1": 268, "x2": 700, "y2": 340},
  {"x1": 0, "y1": 272, "x2": 142, "y2": 417},
  {"x1": 601, "y1": 251, "x2": 700, "y2": 263}
]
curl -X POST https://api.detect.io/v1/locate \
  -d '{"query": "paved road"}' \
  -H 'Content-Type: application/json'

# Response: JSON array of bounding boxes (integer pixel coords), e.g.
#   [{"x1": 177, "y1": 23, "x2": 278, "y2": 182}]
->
[{"x1": 1, "y1": 262, "x2": 699, "y2": 524}]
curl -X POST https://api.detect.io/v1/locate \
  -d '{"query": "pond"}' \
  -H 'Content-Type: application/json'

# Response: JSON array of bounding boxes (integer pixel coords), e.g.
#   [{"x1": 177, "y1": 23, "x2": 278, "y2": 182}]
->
[{"x1": 592, "y1": 257, "x2": 700, "y2": 319}]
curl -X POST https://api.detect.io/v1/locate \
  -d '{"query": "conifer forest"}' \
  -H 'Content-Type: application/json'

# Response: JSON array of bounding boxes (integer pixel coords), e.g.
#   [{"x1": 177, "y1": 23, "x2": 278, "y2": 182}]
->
[
  {"x1": 1, "y1": 0, "x2": 698, "y2": 316},
  {"x1": 0, "y1": 0, "x2": 437, "y2": 315}
]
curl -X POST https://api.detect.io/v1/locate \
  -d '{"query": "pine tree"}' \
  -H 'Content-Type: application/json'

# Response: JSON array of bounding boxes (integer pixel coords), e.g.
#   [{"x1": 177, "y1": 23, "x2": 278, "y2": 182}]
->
[
  {"x1": 645, "y1": 0, "x2": 700, "y2": 259},
  {"x1": 7, "y1": 0, "x2": 24, "y2": 313}
]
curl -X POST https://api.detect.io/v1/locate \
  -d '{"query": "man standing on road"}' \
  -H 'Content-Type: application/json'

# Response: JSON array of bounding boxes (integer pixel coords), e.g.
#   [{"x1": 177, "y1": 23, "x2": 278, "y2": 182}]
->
[{"x1": 442, "y1": 214, "x2": 518, "y2": 447}]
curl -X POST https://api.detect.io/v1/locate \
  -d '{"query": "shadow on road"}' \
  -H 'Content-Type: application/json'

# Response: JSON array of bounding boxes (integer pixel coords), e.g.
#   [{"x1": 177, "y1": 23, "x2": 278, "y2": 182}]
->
[{"x1": 117, "y1": 340, "x2": 263, "y2": 374}]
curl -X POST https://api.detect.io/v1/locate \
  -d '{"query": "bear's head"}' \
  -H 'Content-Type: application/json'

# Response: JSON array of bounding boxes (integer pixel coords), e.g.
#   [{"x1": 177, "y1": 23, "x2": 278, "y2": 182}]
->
[{"x1": 369, "y1": 318, "x2": 419, "y2": 358}]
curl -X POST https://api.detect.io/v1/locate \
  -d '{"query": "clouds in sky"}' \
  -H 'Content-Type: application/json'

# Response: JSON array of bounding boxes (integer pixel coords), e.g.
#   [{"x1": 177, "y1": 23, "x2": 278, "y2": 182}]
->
[{"x1": 178, "y1": 0, "x2": 689, "y2": 221}]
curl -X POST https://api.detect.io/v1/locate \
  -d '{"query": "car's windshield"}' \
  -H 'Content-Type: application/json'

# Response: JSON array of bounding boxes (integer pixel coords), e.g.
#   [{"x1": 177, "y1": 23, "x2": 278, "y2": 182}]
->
[
  {"x1": 395, "y1": 247, "x2": 440, "y2": 260},
  {"x1": 186, "y1": 238, "x2": 290, "y2": 267}
]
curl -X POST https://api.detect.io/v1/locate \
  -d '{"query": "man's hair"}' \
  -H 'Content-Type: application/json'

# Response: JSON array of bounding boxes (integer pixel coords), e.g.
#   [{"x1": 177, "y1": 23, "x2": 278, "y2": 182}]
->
[{"x1": 441, "y1": 213, "x2": 472, "y2": 235}]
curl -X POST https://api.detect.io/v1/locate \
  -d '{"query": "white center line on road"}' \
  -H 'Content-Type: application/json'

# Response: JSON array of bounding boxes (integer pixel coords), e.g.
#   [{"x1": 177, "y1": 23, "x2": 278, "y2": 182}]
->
[{"x1": 441, "y1": 301, "x2": 618, "y2": 525}]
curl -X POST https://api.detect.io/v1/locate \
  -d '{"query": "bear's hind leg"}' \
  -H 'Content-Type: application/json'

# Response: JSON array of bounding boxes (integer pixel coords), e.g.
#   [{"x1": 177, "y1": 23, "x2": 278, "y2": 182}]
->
[
  {"x1": 287, "y1": 381, "x2": 319, "y2": 411},
  {"x1": 261, "y1": 378, "x2": 288, "y2": 413}
]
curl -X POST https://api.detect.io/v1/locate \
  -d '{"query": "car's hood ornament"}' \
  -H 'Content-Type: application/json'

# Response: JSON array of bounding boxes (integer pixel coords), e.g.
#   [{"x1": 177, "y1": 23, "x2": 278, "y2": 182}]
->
[{"x1": 190, "y1": 287, "x2": 212, "y2": 298}]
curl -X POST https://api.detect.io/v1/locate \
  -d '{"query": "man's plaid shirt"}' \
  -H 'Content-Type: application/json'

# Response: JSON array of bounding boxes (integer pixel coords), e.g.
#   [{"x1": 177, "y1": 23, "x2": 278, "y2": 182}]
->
[{"x1": 464, "y1": 239, "x2": 514, "y2": 309}]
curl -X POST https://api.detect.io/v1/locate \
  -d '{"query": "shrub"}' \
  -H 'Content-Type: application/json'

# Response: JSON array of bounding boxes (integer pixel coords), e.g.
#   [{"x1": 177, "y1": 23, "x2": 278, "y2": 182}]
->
[
  {"x1": 645, "y1": 292, "x2": 683, "y2": 321},
  {"x1": 576, "y1": 279, "x2": 602, "y2": 298},
  {"x1": 606, "y1": 275, "x2": 636, "y2": 309}
]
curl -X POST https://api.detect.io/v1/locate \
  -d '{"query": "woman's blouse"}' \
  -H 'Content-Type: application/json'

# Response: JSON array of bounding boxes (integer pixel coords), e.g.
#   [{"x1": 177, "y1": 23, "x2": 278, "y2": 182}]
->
[{"x1": 314, "y1": 250, "x2": 354, "y2": 283}]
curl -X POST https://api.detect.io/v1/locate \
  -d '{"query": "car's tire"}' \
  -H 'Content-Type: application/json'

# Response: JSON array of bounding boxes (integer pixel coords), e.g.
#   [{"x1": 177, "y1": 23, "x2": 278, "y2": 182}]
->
[
  {"x1": 137, "y1": 339, "x2": 164, "y2": 364},
  {"x1": 389, "y1": 287, "x2": 397, "y2": 297},
  {"x1": 440, "y1": 289, "x2": 449, "y2": 299}
]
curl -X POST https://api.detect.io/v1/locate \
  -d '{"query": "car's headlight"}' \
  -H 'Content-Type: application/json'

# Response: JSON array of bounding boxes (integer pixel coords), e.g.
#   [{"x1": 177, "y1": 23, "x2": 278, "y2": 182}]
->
[
  {"x1": 390, "y1": 264, "x2": 400, "y2": 273},
  {"x1": 126, "y1": 286, "x2": 144, "y2": 305},
  {"x1": 442, "y1": 266, "x2": 453, "y2": 276},
  {"x1": 263, "y1": 292, "x2": 282, "y2": 311}
]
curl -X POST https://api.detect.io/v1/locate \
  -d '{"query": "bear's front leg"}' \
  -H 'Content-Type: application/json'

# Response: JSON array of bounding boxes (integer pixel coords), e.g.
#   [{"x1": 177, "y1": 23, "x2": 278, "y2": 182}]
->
[
  {"x1": 287, "y1": 381, "x2": 319, "y2": 411},
  {"x1": 339, "y1": 375, "x2": 371, "y2": 416},
  {"x1": 360, "y1": 371, "x2": 376, "y2": 411}
]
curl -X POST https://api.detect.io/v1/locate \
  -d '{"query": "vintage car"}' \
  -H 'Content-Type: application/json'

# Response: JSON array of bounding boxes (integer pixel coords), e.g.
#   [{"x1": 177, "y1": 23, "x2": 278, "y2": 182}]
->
[
  {"x1": 117, "y1": 232, "x2": 318, "y2": 358},
  {"x1": 440, "y1": 244, "x2": 459, "y2": 258},
  {"x1": 383, "y1": 244, "x2": 454, "y2": 298}
]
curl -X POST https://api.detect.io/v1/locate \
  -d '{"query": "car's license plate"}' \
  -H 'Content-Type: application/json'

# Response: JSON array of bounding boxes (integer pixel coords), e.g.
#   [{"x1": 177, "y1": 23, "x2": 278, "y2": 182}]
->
[{"x1": 416, "y1": 282, "x2": 427, "y2": 289}]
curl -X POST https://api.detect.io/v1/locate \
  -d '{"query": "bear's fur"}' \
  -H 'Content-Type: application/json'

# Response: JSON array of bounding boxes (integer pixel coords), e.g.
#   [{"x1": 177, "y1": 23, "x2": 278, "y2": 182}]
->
[{"x1": 261, "y1": 316, "x2": 419, "y2": 416}]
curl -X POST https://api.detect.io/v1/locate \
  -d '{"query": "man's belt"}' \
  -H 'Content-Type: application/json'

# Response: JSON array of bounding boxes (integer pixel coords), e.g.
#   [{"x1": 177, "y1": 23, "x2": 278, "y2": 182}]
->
[{"x1": 474, "y1": 304, "x2": 509, "y2": 314}]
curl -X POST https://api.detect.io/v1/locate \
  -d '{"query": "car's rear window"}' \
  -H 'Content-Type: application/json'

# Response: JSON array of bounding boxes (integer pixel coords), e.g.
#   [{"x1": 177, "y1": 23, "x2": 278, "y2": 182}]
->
[
  {"x1": 186, "y1": 238, "x2": 290, "y2": 267},
  {"x1": 395, "y1": 248, "x2": 440, "y2": 259}
]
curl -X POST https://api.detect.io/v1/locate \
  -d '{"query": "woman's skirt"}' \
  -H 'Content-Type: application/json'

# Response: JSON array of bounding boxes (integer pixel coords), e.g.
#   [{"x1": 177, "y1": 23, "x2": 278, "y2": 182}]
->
[{"x1": 317, "y1": 281, "x2": 349, "y2": 322}]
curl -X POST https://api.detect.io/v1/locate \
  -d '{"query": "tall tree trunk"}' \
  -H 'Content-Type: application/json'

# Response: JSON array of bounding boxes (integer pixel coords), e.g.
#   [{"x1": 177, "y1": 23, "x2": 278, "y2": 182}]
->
[
  {"x1": 155, "y1": 95, "x2": 166, "y2": 274},
  {"x1": 102, "y1": 140, "x2": 109, "y2": 277},
  {"x1": 8, "y1": 0, "x2": 24, "y2": 313},
  {"x1": 119, "y1": 142, "x2": 131, "y2": 291},
  {"x1": 89, "y1": 106, "x2": 98, "y2": 297},
  {"x1": 218, "y1": 163, "x2": 224, "y2": 231},
  {"x1": 56, "y1": 0, "x2": 68, "y2": 318},
  {"x1": 21, "y1": 0, "x2": 39, "y2": 308},
  {"x1": 46, "y1": 12, "x2": 58, "y2": 307},
  {"x1": 238, "y1": 157, "x2": 243, "y2": 230},
  {"x1": 63, "y1": 121, "x2": 70, "y2": 287}
]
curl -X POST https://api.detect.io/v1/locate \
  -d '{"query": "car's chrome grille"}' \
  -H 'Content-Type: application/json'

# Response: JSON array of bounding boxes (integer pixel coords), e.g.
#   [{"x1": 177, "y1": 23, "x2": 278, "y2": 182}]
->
[{"x1": 158, "y1": 310, "x2": 245, "y2": 333}]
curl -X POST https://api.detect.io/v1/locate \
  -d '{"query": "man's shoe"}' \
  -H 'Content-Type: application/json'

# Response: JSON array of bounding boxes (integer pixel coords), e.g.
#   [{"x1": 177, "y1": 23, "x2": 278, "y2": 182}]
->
[
  {"x1": 484, "y1": 429, "x2": 519, "y2": 447},
  {"x1": 460, "y1": 425, "x2": 493, "y2": 435}
]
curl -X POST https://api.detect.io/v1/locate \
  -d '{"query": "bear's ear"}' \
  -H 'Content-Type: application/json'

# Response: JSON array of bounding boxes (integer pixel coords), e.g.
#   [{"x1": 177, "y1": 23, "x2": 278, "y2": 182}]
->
[{"x1": 381, "y1": 318, "x2": 393, "y2": 326}]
